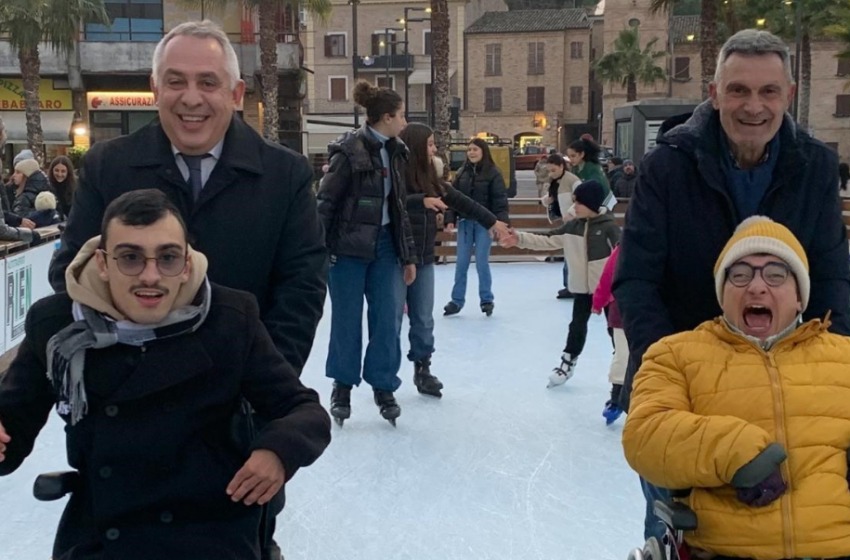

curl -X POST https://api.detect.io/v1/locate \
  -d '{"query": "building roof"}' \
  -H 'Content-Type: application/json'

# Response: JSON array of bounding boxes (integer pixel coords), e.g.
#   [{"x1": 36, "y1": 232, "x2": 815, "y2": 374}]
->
[
  {"x1": 671, "y1": 15, "x2": 700, "y2": 44},
  {"x1": 465, "y1": 9, "x2": 590, "y2": 34}
]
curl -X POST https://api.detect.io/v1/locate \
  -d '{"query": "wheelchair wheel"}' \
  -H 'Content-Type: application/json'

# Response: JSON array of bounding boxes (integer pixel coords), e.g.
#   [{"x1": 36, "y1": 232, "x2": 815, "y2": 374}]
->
[
  {"x1": 627, "y1": 547, "x2": 646, "y2": 560},
  {"x1": 643, "y1": 536, "x2": 666, "y2": 560}
]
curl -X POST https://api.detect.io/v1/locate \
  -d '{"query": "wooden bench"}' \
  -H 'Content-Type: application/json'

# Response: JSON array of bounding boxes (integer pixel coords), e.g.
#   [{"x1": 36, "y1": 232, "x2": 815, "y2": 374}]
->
[{"x1": 435, "y1": 198, "x2": 630, "y2": 262}]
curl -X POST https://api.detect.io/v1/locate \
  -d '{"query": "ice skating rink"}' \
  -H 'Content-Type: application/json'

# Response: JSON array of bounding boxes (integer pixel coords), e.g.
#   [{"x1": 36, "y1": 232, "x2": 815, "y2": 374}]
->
[{"x1": 0, "y1": 262, "x2": 645, "y2": 560}]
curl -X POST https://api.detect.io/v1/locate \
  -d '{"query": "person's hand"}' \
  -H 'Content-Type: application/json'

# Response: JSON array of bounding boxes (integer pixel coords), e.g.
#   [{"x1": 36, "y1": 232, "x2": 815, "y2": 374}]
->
[
  {"x1": 444, "y1": 222, "x2": 455, "y2": 233},
  {"x1": 591, "y1": 306, "x2": 602, "y2": 315},
  {"x1": 489, "y1": 221, "x2": 510, "y2": 241},
  {"x1": 499, "y1": 230, "x2": 519, "y2": 248},
  {"x1": 0, "y1": 420, "x2": 9, "y2": 462},
  {"x1": 403, "y1": 264, "x2": 416, "y2": 286},
  {"x1": 20, "y1": 218, "x2": 35, "y2": 229},
  {"x1": 423, "y1": 197, "x2": 448, "y2": 212},
  {"x1": 226, "y1": 449, "x2": 285, "y2": 506},
  {"x1": 735, "y1": 468, "x2": 786, "y2": 507}
]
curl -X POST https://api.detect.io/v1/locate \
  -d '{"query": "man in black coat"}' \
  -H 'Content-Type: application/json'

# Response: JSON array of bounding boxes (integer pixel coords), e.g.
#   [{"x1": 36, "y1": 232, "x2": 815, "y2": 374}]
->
[
  {"x1": 0, "y1": 190, "x2": 331, "y2": 560},
  {"x1": 48, "y1": 21, "x2": 327, "y2": 378},
  {"x1": 613, "y1": 29, "x2": 850, "y2": 541}
]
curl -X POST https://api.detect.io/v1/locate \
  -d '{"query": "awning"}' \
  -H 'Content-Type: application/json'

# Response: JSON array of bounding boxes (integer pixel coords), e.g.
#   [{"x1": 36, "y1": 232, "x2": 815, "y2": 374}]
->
[
  {"x1": 407, "y1": 66, "x2": 456, "y2": 85},
  {"x1": 0, "y1": 111, "x2": 74, "y2": 145}
]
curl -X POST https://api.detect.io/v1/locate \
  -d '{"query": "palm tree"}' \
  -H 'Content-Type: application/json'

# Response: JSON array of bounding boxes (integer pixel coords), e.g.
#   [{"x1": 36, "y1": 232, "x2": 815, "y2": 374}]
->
[
  {"x1": 431, "y1": 0, "x2": 450, "y2": 154},
  {"x1": 0, "y1": 0, "x2": 108, "y2": 164},
  {"x1": 650, "y1": 0, "x2": 719, "y2": 98},
  {"x1": 594, "y1": 27, "x2": 667, "y2": 102},
  {"x1": 180, "y1": 0, "x2": 330, "y2": 141}
]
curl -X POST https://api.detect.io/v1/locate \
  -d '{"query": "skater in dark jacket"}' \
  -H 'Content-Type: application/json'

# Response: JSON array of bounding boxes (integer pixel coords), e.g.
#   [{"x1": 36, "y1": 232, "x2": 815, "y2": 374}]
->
[
  {"x1": 398, "y1": 123, "x2": 510, "y2": 398},
  {"x1": 317, "y1": 81, "x2": 417, "y2": 426},
  {"x1": 442, "y1": 138, "x2": 510, "y2": 317},
  {"x1": 0, "y1": 190, "x2": 331, "y2": 560}
]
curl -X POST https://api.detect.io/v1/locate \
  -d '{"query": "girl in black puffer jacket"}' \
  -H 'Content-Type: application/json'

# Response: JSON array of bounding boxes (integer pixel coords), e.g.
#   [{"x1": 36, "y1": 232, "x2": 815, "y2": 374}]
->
[
  {"x1": 398, "y1": 123, "x2": 509, "y2": 397},
  {"x1": 442, "y1": 139, "x2": 510, "y2": 317}
]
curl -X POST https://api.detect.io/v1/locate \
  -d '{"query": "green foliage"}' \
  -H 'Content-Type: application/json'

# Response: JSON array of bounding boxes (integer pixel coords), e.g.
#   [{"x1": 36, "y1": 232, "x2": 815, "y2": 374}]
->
[
  {"x1": 594, "y1": 27, "x2": 667, "y2": 100},
  {"x1": 0, "y1": 0, "x2": 108, "y2": 55},
  {"x1": 66, "y1": 146, "x2": 88, "y2": 170}
]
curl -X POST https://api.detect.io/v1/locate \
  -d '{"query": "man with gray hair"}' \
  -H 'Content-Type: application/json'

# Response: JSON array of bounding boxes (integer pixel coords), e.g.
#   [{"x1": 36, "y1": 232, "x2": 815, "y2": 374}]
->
[
  {"x1": 613, "y1": 28, "x2": 850, "y2": 541},
  {"x1": 47, "y1": 20, "x2": 327, "y2": 560}
]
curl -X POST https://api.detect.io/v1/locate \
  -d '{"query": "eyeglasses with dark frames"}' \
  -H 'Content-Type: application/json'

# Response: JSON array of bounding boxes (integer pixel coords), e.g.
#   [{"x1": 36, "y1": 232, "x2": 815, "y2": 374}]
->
[
  {"x1": 101, "y1": 249, "x2": 187, "y2": 277},
  {"x1": 725, "y1": 261, "x2": 792, "y2": 288}
]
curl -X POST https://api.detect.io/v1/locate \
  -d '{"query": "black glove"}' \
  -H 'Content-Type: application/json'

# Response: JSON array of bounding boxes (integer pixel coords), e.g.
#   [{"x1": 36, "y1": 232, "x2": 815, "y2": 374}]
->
[
  {"x1": 29, "y1": 229, "x2": 41, "y2": 245},
  {"x1": 846, "y1": 448, "x2": 850, "y2": 490},
  {"x1": 732, "y1": 443, "x2": 787, "y2": 508},
  {"x1": 735, "y1": 468, "x2": 786, "y2": 507}
]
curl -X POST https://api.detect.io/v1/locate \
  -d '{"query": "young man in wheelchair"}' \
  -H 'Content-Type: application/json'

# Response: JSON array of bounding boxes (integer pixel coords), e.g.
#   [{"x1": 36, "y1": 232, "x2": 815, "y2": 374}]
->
[{"x1": 623, "y1": 217, "x2": 850, "y2": 560}]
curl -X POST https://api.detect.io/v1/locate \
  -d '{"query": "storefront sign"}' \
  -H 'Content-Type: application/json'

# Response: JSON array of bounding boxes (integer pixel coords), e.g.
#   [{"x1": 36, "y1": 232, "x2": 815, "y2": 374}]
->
[
  {"x1": 0, "y1": 78, "x2": 72, "y2": 111},
  {"x1": 87, "y1": 92, "x2": 157, "y2": 111}
]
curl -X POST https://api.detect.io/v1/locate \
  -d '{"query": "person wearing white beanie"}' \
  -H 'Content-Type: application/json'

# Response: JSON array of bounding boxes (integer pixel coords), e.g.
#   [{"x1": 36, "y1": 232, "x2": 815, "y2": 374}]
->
[{"x1": 11, "y1": 158, "x2": 50, "y2": 216}]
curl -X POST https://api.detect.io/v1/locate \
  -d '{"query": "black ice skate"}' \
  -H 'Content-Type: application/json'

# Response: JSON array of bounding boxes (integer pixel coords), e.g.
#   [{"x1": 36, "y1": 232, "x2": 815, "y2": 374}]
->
[
  {"x1": 330, "y1": 382, "x2": 352, "y2": 427},
  {"x1": 414, "y1": 359, "x2": 443, "y2": 398},
  {"x1": 480, "y1": 302, "x2": 494, "y2": 316},
  {"x1": 373, "y1": 389, "x2": 401, "y2": 426},
  {"x1": 548, "y1": 353, "x2": 576, "y2": 388},
  {"x1": 443, "y1": 301, "x2": 461, "y2": 316}
]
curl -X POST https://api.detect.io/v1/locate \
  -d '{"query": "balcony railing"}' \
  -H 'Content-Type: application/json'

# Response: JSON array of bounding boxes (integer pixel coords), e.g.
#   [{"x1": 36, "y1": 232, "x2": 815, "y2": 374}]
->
[{"x1": 354, "y1": 54, "x2": 414, "y2": 72}]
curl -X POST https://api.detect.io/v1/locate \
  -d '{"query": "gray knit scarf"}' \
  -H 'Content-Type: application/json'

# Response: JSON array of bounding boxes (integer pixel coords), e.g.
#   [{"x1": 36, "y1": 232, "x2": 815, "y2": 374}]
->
[{"x1": 46, "y1": 277, "x2": 212, "y2": 425}]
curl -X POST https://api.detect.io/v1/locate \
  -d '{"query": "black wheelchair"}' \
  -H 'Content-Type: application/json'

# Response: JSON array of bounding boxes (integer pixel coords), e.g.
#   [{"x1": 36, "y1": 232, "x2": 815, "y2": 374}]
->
[{"x1": 627, "y1": 500, "x2": 698, "y2": 560}]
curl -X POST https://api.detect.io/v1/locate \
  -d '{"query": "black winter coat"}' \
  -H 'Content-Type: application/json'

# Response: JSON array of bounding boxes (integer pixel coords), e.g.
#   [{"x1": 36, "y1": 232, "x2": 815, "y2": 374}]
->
[
  {"x1": 406, "y1": 183, "x2": 498, "y2": 265},
  {"x1": 47, "y1": 117, "x2": 328, "y2": 374},
  {"x1": 445, "y1": 163, "x2": 509, "y2": 225},
  {"x1": 612, "y1": 100, "x2": 850, "y2": 411},
  {"x1": 317, "y1": 128, "x2": 416, "y2": 264},
  {"x1": 0, "y1": 285, "x2": 331, "y2": 560},
  {"x1": 13, "y1": 171, "x2": 50, "y2": 215}
]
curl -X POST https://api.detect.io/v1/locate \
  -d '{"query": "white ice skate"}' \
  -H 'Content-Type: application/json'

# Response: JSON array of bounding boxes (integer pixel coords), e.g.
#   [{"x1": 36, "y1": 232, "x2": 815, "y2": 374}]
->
[{"x1": 547, "y1": 353, "x2": 576, "y2": 388}]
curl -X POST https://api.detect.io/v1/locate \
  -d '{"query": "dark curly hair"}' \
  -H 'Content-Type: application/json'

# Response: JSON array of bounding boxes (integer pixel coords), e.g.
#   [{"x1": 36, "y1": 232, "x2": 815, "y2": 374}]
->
[{"x1": 352, "y1": 80, "x2": 403, "y2": 125}]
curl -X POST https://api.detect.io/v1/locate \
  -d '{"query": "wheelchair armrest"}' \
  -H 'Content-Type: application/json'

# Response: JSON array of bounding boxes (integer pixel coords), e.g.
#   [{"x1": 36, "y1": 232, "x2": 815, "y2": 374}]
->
[
  {"x1": 653, "y1": 500, "x2": 698, "y2": 532},
  {"x1": 33, "y1": 471, "x2": 81, "y2": 502}
]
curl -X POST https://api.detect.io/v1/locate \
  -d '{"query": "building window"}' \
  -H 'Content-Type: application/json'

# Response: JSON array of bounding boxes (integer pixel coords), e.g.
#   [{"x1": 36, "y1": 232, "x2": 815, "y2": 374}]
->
[
  {"x1": 84, "y1": 0, "x2": 163, "y2": 41},
  {"x1": 838, "y1": 58, "x2": 850, "y2": 77},
  {"x1": 324, "y1": 34, "x2": 346, "y2": 58},
  {"x1": 372, "y1": 32, "x2": 397, "y2": 56},
  {"x1": 329, "y1": 77, "x2": 348, "y2": 101},
  {"x1": 90, "y1": 110, "x2": 157, "y2": 144},
  {"x1": 423, "y1": 30, "x2": 432, "y2": 56},
  {"x1": 570, "y1": 86, "x2": 583, "y2": 105},
  {"x1": 377, "y1": 76, "x2": 396, "y2": 90},
  {"x1": 836, "y1": 94, "x2": 850, "y2": 117},
  {"x1": 528, "y1": 42, "x2": 544, "y2": 75},
  {"x1": 484, "y1": 88, "x2": 502, "y2": 112},
  {"x1": 485, "y1": 44, "x2": 502, "y2": 76},
  {"x1": 570, "y1": 41, "x2": 583, "y2": 59},
  {"x1": 527, "y1": 87, "x2": 545, "y2": 111},
  {"x1": 674, "y1": 57, "x2": 690, "y2": 80}
]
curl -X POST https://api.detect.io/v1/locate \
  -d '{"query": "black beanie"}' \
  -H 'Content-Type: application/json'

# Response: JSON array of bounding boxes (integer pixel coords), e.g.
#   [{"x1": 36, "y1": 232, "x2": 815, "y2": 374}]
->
[{"x1": 573, "y1": 180, "x2": 606, "y2": 212}]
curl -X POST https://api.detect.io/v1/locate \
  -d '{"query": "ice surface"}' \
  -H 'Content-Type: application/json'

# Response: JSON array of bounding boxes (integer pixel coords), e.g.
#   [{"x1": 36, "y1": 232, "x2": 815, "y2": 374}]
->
[{"x1": 0, "y1": 262, "x2": 645, "y2": 560}]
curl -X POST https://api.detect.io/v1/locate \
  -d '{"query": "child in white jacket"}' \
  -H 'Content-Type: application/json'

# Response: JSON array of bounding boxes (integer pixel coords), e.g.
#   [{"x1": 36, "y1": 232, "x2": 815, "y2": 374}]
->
[{"x1": 501, "y1": 180, "x2": 620, "y2": 387}]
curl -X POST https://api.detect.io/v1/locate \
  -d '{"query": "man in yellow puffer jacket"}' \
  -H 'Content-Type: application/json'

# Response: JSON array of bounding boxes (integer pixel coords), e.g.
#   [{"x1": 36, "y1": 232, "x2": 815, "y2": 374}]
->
[{"x1": 623, "y1": 216, "x2": 850, "y2": 560}]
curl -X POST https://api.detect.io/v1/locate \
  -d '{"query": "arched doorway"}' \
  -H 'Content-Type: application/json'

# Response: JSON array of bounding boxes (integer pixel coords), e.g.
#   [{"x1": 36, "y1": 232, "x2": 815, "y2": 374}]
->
[{"x1": 513, "y1": 132, "x2": 543, "y2": 153}]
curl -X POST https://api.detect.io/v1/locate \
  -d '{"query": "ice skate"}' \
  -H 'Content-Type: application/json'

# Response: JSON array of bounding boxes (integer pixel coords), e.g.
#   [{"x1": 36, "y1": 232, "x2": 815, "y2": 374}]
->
[
  {"x1": 547, "y1": 353, "x2": 576, "y2": 388},
  {"x1": 480, "y1": 302, "x2": 494, "y2": 316},
  {"x1": 602, "y1": 400, "x2": 623, "y2": 425},
  {"x1": 373, "y1": 390, "x2": 401, "y2": 426},
  {"x1": 443, "y1": 301, "x2": 461, "y2": 316},
  {"x1": 330, "y1": 383, "x2": 351, "y2": 427},
  {"x1": 413, "y1": 359, "x2": 443, "y2": 398}
]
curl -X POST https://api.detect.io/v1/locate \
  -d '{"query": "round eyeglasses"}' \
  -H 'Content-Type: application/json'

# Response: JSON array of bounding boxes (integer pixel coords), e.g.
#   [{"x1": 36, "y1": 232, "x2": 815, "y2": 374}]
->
[
  {"x1": 725, "y1": 261, "x2": 792, "y2": 288},
  {"x1": 102, "y1": 250, "x2": 187, "y2": 277}
]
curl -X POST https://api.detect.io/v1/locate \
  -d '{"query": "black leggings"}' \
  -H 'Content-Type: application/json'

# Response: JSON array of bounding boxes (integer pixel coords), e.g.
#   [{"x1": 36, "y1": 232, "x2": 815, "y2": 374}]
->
[{"x1": 564, "y1": 293, "x2": 593, "y2": 357}]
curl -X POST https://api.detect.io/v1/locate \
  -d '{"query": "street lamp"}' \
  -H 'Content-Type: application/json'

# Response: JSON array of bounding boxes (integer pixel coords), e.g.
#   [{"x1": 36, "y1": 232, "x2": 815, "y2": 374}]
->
[
  {"x1": 399, "y1": 7, "x2": 431, "y2": 121},
  {"x1": 380, "y1": 27, "x2": 405, "y2": 90}
]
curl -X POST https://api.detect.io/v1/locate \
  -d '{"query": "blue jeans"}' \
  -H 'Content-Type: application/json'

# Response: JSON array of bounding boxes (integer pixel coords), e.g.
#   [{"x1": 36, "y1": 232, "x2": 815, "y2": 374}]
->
[
  {"x1": 450, "y1": 219, "x2": 493, "y2": 307},
  {"x1": 326, "y1": 227, "x2": 406, "y2": 392},
  {"x1": 640, "y1": 476, "x2": 671, "y2": 541},
  {"x1": 406, "y1": 263, "x2": 435, "y2": 362}
]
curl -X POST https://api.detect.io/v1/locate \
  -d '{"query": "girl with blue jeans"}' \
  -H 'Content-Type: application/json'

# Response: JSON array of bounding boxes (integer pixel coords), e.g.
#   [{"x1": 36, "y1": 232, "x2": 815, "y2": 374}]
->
[
  {"x1": 443, "y1": 139, "x2": 510, "y2": 317},
  {"x1": 398, "y1": 124, "x2": 509, "y2": 397}
]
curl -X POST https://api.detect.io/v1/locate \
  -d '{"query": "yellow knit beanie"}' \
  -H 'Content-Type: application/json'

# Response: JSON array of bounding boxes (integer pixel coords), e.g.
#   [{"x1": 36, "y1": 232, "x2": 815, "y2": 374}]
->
[{"x1": 714, "y1": 216, "x2": 809, "y2": 309}]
